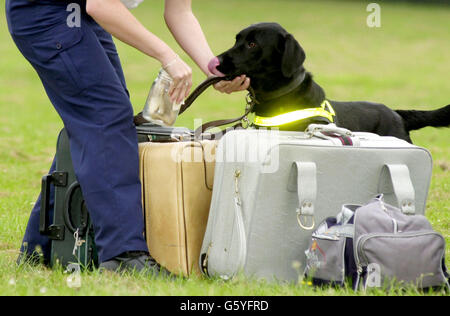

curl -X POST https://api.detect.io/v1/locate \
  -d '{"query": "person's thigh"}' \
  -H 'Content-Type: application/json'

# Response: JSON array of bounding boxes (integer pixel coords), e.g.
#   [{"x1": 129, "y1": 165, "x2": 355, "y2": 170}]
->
[{"x1": 90, "y1": 21, "x2": 130, "y2": 96}]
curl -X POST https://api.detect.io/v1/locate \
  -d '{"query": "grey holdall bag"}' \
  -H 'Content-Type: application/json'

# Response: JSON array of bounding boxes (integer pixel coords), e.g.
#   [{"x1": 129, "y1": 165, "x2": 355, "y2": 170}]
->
[
  {"x1": 199, "y1": 124, "x2": 433, "y2": 282},
  {"x1": 304, "y1": 196, "x2": 450, "y2": 291}
]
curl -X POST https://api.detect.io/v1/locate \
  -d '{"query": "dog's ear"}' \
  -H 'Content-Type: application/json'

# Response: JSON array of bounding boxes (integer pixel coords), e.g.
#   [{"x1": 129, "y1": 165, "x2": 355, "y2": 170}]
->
[{"x1": 281, "y1": 34, "x2": 305, "y2": 78}]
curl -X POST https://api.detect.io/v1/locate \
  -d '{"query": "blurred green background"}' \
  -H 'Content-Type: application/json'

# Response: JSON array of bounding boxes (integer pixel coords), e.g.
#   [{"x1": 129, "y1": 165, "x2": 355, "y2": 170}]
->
[{"x1": 0, "y1": 0, "x2": 448, "y2": 295}]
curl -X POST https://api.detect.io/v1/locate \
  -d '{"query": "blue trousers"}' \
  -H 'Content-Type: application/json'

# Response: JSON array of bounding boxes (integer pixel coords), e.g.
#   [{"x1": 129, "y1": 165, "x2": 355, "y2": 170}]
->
[{"x1": 6, "y1": 0, "x2": 148, "y2": 263}]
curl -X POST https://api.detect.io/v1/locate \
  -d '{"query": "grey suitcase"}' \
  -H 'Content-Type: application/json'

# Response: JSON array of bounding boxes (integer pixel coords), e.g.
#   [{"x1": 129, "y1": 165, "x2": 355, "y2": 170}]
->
[{"x1": 199, "y1": 124, "x2": 433, "y2": 282}]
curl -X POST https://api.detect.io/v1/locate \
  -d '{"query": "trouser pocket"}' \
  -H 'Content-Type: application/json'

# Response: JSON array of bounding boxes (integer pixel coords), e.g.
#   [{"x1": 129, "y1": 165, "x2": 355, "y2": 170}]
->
[{"x1": 29, "y1": 22, "x2": 108, "y2": 96}]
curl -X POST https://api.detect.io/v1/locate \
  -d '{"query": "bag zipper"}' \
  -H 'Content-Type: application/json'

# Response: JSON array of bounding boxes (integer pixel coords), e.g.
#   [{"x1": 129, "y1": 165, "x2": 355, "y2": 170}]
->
[{"x1": 353, "y1": 197, "x2": 394, "y2": 289}]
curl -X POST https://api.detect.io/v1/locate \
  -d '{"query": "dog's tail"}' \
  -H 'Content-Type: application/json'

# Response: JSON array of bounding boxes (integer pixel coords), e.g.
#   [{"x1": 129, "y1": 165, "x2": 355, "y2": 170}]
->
[{"x1": 395, "y1": 104, "x2": 450, "y2": 132}]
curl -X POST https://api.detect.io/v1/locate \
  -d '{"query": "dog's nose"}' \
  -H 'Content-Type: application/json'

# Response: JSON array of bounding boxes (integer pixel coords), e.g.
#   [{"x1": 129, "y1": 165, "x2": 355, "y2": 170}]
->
[{"x1": 208, "y1": 57, "x2": 225, "y2": 77}]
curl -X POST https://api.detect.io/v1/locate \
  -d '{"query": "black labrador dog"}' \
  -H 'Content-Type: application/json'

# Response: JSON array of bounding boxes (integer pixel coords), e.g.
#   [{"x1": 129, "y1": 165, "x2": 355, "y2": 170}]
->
[{"x1": 208, "y1": 23, "x2": 450, "y2": 143}]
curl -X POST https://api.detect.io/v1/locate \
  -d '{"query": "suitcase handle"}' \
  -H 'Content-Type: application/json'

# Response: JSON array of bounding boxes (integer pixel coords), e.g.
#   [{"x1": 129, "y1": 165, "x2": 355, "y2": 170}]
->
[
  {"x1": 39, "y1": 172, "x2": 68, "y2": 235},
  {"x1": 39, "y1": 174, "x2": 53, "y2": 235},
  {"x1": 306, "y1": 124, "x2": 358, "y2": 147},
  {"x1": 306, "y1": 123, "x2": 353, "y2": 137},
  {"x1": 378, "y1": 164, "x2": 415, "y2": 215},
  {"x1": 288, "y1": 162, "x2": 317, "y2": 230}
]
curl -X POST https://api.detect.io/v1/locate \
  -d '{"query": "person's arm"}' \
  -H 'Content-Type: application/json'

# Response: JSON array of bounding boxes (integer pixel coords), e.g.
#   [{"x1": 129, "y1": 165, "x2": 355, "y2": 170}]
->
[
  {"x1": 86, "y1": 0, "x2": 191, "y2": 103},
  {"x1": 164, "y1": 0, "x2": 250, "y2": 94}
]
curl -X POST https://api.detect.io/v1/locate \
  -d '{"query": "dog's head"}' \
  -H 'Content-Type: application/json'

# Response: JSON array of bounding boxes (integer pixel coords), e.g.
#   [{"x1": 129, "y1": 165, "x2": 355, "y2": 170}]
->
[{"x1": 208, "y1": 23, "x2": 306, "y2": 92}]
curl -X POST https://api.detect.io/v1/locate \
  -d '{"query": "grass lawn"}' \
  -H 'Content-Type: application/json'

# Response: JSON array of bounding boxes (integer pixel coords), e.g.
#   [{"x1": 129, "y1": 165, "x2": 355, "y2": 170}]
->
[{"x1": 0, "y1": 0, "x2": 448, "y2": 296}]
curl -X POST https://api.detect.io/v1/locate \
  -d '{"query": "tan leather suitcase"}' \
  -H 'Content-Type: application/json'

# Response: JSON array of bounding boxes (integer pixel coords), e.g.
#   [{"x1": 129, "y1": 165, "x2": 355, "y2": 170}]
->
[{"x1": 138, "y1": 140, "x2": 216, "y2": 276}]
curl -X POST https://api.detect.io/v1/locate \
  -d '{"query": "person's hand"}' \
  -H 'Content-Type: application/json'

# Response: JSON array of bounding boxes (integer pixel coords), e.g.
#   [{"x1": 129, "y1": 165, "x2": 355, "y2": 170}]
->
[
  {"x1": 163, "y1": 55, "x2": 193, "y2": 104},
  {"x1": 213, "y1": 75, "x2": 250, "y2": 94}
]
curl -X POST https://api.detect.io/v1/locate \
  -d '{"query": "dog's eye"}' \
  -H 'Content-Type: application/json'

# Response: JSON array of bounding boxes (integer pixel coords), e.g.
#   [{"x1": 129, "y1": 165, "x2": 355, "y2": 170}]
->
[{"x1": 247, "y1": 42, "x2": 257, "y2": 49}]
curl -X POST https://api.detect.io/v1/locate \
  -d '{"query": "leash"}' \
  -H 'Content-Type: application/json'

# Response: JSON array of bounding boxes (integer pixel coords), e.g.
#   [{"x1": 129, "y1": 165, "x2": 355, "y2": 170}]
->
[
  {"x1": 194, "y1": 86, "x2": 258, "y2": 137},
  {"x1": 134, "y1": 75, "x2": 258, "y2": 139},
  {"x1": 178, "y1": 75, "x2": 233, "y2": 115}
]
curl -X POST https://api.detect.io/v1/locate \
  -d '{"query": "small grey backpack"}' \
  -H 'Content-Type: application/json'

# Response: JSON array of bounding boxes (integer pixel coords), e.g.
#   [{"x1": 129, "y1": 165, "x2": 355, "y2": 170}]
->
[{"x1": 304, "y1": 195, "x2": 449, "y2": 291}]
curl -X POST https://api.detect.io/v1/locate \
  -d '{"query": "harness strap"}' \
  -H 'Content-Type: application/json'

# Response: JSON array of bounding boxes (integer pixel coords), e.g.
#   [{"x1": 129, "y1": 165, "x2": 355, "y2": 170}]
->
[{"x1": 254, "y1": 100, "x2": 336, "y2": 127}]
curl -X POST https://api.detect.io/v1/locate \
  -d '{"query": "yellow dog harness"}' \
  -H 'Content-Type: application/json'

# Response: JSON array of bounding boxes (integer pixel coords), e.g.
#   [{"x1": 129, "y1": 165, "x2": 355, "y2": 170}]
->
[{"x1": 253, "y1": 100, "x2": 336, "y2": 127}]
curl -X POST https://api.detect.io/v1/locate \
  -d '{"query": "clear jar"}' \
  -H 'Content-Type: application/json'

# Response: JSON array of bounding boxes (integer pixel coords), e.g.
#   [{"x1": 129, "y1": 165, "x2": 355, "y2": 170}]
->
[{"x1": 142, "y1": 69, "x2": 183, "y2": 126}]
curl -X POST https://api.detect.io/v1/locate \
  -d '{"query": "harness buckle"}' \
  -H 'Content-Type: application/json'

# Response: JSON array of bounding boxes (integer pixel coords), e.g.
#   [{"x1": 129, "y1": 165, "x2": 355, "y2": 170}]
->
[{"x1": 241, "y1": 116, "x2": 250, "y2": 129}]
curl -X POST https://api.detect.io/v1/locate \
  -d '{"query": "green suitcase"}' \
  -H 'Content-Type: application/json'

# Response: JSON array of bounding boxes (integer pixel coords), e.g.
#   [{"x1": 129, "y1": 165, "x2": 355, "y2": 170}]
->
[{"x1": 39, "y1": 129, "x2": 98, "y2": 269}]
